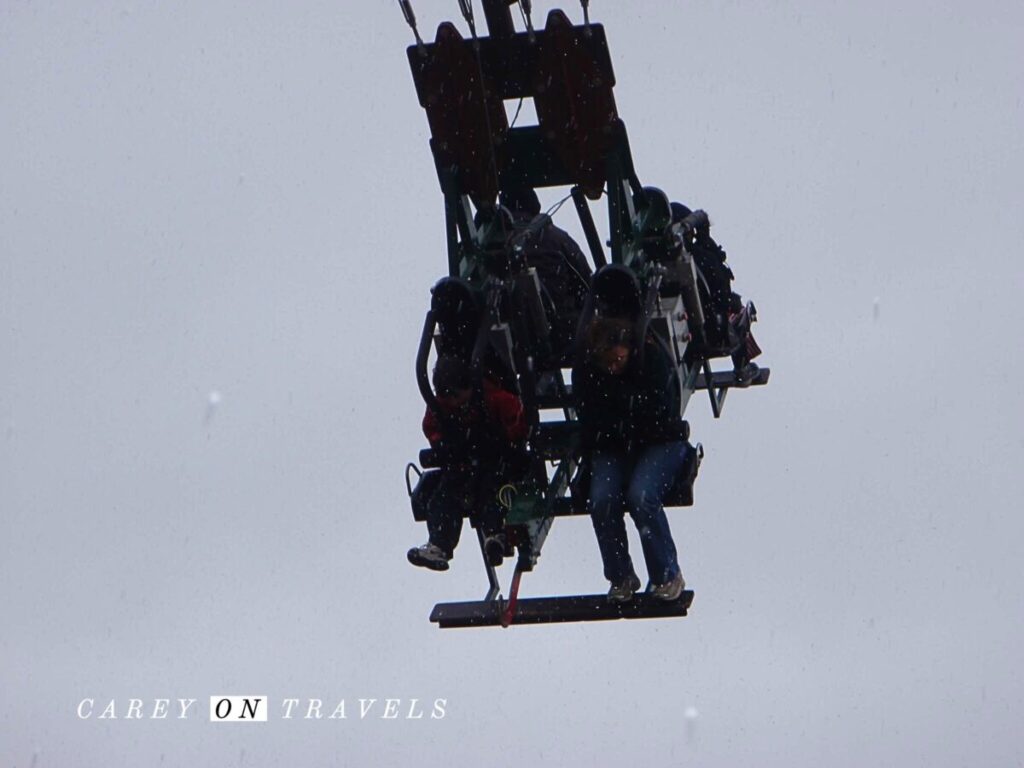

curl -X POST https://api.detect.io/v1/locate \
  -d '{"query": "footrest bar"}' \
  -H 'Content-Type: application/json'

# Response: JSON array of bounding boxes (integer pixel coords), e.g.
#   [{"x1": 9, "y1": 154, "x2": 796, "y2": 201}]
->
[{"x1": 429, "y1": 591, "x2": 694, "y2": 628}]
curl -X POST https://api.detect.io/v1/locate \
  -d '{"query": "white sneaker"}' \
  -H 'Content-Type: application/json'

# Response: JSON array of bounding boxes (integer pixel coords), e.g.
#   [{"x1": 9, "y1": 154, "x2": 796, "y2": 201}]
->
[{"x1": 407, "y1": 543, "x2": 450, "y2": 571}]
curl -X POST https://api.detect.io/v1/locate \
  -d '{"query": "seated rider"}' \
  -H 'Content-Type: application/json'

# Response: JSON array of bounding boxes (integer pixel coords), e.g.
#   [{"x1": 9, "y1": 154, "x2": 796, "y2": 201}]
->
[
  {"x1": 407, "y1": 355, "x2": 529, "y2": 571},
  {"x1": 571, "y1": 317, "x2": 688, "y2": 602},
  {"x1": 671, "y1": 202, "x2": 761, "y2": 384},
  {"x1": 500, "y1": 185, "x2": 593, "y2": 365}
]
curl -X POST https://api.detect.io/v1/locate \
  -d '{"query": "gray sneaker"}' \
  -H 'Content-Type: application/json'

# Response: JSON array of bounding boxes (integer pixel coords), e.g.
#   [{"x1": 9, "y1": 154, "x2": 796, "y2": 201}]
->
[
  {"x1": 651, "y1": 572, "x2": 686, "y2": 601},
  {"x1": 407, "y1": 543, "x2": 450, "y2": 571},
  {"x1": 608, "y1": 573, "x2": 642, "y2": 603}
]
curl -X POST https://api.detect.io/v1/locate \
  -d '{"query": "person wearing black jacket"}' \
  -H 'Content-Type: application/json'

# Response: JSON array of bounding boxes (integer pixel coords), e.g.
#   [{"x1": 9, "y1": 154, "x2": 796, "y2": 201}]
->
[
  {"x1": 571, "y1": 317, "x2": 687, "y2": 602},
  {"x1": 500, "y1": 186, "x2": 592, "y2": 365}
]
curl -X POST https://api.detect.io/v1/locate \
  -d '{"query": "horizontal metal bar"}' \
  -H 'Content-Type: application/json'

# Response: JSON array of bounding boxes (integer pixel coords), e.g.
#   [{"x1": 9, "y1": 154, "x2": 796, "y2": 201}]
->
[
  {"x1": 408, "y1": 24, "x2": 612, "y2": 104},
  {"x1": 695, "y1": 366, "x2": 771, "y2": 391},
  {"x1": 534, "y1": 366, "x2": 770, "y2": 407},
  {"x1": 430, "y1": 591, "x2": 693, "y2": 627}
]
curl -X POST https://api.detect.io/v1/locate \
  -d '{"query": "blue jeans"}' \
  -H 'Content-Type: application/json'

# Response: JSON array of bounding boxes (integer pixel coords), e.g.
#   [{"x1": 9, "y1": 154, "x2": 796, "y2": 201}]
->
[{"x1": 588, "y1": 442, "x2": 686, "y2": 585}]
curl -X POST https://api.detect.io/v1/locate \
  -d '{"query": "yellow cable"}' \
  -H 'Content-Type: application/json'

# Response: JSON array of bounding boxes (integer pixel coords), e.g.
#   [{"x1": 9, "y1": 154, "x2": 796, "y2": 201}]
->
[{"x1": 498, "y1": 483, "x2": 518, "y2": 510}]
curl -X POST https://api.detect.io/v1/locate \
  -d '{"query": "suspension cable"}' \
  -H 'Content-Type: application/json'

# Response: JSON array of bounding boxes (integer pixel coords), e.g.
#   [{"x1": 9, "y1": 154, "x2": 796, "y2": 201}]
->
[
  {"x1": 580, "y1": 0, "x2": 592, "y2": 34},
  {"x1": 397, "y1": 0, "x2": 426, "y2": 52},
  {"x1": 520, "y1": 0, "x2": 535, "y2": 39},
  {"x1": 545, "y1": 192, "x2": 573, "y2": 218},
  {"x1": 509, "y1": 97, "x2": 524, "y2": 128},
  {"x1": 457, "y1": 0, "x2": 478, "y2": 40},
  {"x1": 459, "y1": 0, "x2": 504, "y2": 213}
]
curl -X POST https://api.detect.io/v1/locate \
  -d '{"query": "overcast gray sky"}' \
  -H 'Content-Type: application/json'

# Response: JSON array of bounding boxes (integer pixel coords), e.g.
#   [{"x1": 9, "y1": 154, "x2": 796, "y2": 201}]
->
[{"x1": 2, "y1": 1, "x2": 1023, "y2": 766}]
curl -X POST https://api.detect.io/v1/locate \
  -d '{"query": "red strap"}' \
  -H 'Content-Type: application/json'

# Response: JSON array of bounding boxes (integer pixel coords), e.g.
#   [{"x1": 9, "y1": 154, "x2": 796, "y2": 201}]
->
[{"x1": 500, "y1": 566, "x2": 524, "y2": 628}]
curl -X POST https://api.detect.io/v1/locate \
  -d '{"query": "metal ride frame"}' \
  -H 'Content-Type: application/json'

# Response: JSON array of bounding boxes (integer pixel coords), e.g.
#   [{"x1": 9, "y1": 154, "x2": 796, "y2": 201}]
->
[{"x1": 401, "y1": 0, "x2": 769, "y2": 628}]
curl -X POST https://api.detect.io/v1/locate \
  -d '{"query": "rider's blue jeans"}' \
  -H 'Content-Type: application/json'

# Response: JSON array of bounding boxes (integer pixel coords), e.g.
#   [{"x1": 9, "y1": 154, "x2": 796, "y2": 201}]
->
[{"x1": 588, "y1": 441, "x2": 685, "y2": 586}]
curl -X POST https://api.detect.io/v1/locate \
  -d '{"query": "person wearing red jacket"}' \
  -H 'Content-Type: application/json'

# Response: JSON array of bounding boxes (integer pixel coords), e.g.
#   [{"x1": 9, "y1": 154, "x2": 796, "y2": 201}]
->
[{"x1": 408, "y1": 355, "x2": 528, "y2": 571}]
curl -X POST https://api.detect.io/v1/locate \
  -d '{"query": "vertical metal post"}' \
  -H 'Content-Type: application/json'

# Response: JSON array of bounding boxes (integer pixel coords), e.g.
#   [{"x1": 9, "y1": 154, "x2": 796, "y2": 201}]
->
[
  {"x1": 607, "y1": 179, "x2": 628, "y2": 265},
  {"x1": 477, "y1": 527, "x2": 501, "y2": 601},
  {"x1": 482, "y1": 0, "x2": 516, "y2": 39},
  {"x1": 444, "y1": 193, "x2": 461, "y2": 277},
  {"x1": 571, "y1": 186, "x2": 608, "y2": 269},
  {"x1": 702, "y1": 358, "x2": 726, "y2": 418}
]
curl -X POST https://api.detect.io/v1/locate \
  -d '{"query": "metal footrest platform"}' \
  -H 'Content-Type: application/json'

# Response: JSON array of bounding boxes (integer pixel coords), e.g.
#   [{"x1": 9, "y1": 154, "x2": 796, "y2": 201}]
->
[
  {"x1": 429, "y1": 591, "x2": 694, "y2": 628},
  {"x1": 695, "y1": 366, "x2": 771, "y2": 390}
]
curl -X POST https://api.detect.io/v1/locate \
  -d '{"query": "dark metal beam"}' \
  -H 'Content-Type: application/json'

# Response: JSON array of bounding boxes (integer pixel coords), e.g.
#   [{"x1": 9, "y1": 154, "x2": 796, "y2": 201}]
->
[
  {"x1": 572, "y1": 185, "x2": 608, "y2": 269},
  {"x1": 695, "y1": 366, "x2": 771, "y2": 390},
  {"x1": 481, "y1": 0, "x2": 516, "y2": 39},
  {"x1": 430, "y1": 591, "x2": 694, "y2": 628}
]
